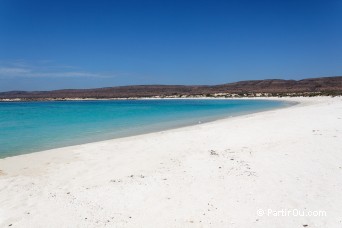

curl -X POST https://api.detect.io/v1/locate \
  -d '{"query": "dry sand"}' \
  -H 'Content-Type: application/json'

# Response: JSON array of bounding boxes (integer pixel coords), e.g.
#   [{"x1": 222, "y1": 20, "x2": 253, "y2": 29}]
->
[{"x1": 0, "y1": 97, "x2": 342, "y2": 227}]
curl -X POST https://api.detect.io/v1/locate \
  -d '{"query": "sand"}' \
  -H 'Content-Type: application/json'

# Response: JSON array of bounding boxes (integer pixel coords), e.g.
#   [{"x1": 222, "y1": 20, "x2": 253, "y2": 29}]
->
[{"x1": 0, "y1": 97, "x2": 342, "y2": 227}]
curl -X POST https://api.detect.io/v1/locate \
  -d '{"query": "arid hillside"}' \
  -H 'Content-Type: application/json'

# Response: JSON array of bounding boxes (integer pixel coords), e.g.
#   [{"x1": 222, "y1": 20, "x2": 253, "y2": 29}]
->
[{"x1": 1, "y1": 76, "x2": 341, "y2": 100}]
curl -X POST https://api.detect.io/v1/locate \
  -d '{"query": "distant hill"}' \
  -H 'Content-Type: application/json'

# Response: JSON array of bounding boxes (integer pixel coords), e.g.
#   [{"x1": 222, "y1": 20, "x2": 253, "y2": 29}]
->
[{"x1": 1, "y1": 76, "x2": 342, "y2": 100}]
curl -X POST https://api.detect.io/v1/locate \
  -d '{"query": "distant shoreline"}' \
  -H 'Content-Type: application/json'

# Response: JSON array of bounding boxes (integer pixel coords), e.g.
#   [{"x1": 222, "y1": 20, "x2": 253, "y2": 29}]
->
[{"x1": 0, "y1": 93, "x2": 340, "y2": 102}]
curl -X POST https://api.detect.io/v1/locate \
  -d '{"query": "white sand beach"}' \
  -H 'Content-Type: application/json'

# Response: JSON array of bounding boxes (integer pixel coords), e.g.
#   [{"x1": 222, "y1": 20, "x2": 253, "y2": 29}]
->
[{"x1": 0, "y1": 97, "x2": 342, "y2": 228}]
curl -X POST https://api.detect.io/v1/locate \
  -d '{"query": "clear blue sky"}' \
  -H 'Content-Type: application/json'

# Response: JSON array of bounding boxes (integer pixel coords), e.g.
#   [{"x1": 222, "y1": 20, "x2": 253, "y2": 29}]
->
[{"x1": 0, "y1": 0, "x2": 341, "y2": 91}]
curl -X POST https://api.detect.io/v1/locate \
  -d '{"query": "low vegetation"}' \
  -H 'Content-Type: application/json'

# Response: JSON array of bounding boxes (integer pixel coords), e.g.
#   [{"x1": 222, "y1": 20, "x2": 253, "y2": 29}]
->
[{"x1": 1, "y1": 76, "x2": 341, "y2": 101}]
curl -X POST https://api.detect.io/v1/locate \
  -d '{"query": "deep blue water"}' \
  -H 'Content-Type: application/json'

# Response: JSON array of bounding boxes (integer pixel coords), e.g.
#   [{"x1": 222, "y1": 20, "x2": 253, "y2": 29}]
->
[{"x1": 0, "y1": 99, "x2": 288, "y2": 158}]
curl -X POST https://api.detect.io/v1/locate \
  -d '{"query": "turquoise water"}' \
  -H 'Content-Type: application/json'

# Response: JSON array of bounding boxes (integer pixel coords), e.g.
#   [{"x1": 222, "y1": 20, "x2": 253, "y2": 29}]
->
[{"x1": 0, "y1": 99, "x2": 288, "y2": 158}]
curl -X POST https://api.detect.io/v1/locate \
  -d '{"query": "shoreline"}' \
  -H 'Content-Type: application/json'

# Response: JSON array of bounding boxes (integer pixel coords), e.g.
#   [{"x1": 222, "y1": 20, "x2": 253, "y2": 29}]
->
[
  {"x1": 1, "y1": 96, "x2": 342, "y2": 227},
  {"x1": 0, "y1": 94, "x2": 338, "y2": 102},
  {"x1": 0, "y1": 98, "x2": 295, "y2": 160},
  {"x1": 0, "y1": 98, "x2": 293, "y2": 159}
]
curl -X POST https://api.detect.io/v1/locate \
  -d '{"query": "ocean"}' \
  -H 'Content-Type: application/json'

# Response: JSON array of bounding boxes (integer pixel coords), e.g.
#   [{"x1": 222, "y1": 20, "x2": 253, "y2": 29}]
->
[{"x1": 0, "y1": 99, "x2": 288, "y2": 158}]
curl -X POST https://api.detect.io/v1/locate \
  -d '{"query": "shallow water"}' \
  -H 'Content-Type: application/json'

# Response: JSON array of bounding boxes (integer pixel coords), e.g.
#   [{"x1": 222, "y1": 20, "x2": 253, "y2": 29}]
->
[{"x1": 0, "y1": 99, "x2": 288, "y2": 158}]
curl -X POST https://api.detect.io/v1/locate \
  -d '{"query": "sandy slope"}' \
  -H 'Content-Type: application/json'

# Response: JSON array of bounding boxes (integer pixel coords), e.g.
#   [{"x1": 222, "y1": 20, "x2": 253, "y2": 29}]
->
[{"x1": 0, "y1": 97, "x2": 342, "y2": 228}]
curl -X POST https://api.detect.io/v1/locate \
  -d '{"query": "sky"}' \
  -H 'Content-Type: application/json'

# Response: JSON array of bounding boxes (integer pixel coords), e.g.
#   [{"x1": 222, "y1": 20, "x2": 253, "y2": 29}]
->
[{"x1": 0, "y1": 0, "x2": 341, "y2": 91}]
